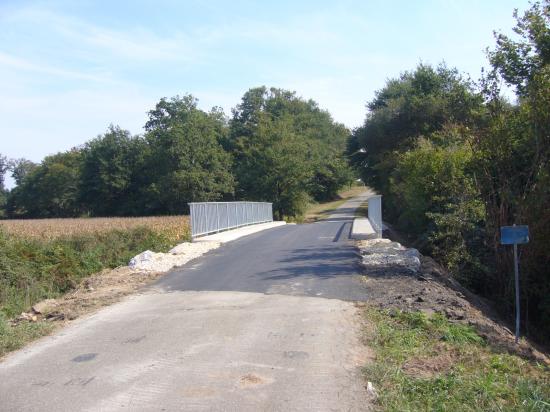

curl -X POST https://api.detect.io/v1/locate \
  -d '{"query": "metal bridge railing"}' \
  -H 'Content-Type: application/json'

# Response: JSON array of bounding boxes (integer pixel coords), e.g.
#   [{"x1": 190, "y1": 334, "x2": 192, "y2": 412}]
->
[
  {"x1": 367, "y1": 195, "x2": 383, "y2": 238},
  {"x1": 189, "y1": 201, "x2": 273, "y2": 238}
]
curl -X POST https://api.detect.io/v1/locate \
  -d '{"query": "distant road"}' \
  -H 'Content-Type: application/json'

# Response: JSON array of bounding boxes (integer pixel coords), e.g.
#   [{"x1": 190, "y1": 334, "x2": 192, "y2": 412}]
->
[{"x1": 0, "y1": 192, "x2": 373, "y2": 411}]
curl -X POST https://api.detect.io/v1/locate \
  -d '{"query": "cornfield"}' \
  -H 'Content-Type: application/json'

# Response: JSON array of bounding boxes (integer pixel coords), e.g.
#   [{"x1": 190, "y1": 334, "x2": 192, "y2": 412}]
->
[{"x1": 0, "y1": 216, "x2": 190, "y2": 242}]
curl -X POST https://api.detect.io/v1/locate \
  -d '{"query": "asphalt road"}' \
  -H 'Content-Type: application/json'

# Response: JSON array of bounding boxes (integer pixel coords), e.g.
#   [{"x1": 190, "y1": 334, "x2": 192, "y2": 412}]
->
[
  {"x1": 0, "y1": 192, "x2": 372, "y2": 412},
  {"x1": 156, "y1": 213, "x2": 368, "y2": 301}
]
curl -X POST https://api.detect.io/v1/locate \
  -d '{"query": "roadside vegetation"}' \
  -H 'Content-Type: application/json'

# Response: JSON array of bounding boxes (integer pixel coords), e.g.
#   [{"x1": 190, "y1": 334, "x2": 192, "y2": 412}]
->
[
  {"x1": 302, "y1": 183, "x2": 366, "y2": 222},
  {"x1": 363, "y1": 307, "x2": 550, "y2": 411},
  {"x1": 0, "y1": 217, "x2": 190, "y2": 357},
  {"x1": 0, "y1": 0, "x2": 547, "y2": 382},
  {"x1": 348, "y1": 2, "x2": 550, "y2": 345},
  {"x1": 0, "y1": 314, "x2": 54, "y2": 358}
]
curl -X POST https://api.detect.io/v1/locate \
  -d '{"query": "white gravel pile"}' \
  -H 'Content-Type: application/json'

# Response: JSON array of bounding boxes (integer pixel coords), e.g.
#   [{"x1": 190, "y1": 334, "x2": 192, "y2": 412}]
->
[
  {"x1": 129, "y1": 241, "x2": 221, "y2": 272},
  {"x1": 358, "y1": 238, "x2": 421, "y2": 273}
]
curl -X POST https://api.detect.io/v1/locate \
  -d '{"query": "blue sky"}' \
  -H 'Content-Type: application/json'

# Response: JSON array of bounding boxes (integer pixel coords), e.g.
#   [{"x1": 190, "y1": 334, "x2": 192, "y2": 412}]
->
[{"x1": 0, "y1": 0, "x2": 530, "y2": 183}]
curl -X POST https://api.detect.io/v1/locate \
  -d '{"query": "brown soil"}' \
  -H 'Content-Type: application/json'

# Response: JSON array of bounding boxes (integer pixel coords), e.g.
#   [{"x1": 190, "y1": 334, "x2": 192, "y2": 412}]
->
[
  {"x1": 358, "y1": 241, "x2": 550, "y2": 367},
  {"x1": 402, "y1": 354, "x2": 455, "y2": 378},
  {"x1": 12, "y1": 266, "x2": 164, "y2": 326}
]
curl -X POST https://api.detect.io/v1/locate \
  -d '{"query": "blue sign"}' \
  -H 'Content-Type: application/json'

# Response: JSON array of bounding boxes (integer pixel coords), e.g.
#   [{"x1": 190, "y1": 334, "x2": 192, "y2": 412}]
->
[{"x1": 500, "y1": 225, "x2": 529, "y2": 245}]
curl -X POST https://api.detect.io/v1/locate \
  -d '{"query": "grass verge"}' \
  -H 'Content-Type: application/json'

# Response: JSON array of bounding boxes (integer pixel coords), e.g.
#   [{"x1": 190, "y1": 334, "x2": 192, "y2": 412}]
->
[
  {"x1": 0, "y1": 223, "x2": 190, "y2": 358},
  {"x1": 0, "y1": 312, "x2": 55, "y2": 357},
  {"x1": 363, "y1": 307, "x2": 550, "y2": 411},
  {"x1": 303, "y1": 184, "x2": 367, "y2": 222},
  {"x1": 355, "y1": 201, "x2": 369, "y2": 218}
]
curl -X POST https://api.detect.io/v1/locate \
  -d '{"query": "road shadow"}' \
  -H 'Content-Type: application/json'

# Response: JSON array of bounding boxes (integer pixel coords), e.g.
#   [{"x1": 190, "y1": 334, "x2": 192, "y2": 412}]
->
[{"x1": 256, "y1": 245, "x2": 361, "y2": 281}]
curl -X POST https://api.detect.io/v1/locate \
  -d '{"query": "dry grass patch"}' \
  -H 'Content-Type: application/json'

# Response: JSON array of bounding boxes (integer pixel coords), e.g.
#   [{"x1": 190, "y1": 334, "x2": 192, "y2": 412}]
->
[{"x1": 0, "y1": 215, "x2": 189, "y2": 242}]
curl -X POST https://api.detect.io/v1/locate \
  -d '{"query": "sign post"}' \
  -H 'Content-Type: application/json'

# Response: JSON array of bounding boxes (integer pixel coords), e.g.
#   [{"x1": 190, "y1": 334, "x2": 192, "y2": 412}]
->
[{"x1": 500, "y1": 225, "x2": 529, "y2": 344}]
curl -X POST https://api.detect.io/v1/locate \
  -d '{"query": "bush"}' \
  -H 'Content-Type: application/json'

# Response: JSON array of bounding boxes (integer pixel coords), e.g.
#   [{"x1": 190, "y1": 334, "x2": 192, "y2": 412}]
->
[{"x1": 389, "y1": 136, "x2": 487, "y2": 287}]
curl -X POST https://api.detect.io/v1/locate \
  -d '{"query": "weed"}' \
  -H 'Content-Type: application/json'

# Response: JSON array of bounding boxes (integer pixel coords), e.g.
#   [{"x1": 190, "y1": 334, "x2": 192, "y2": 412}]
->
[
  {"x1": 0, "y1": 223, "x2": 190, "y2": 318},
  {"x1": 0, "y1": 313, "x2": 54, "y2": 358},
  {"x1": 363, "y1": 308, "x2": 550, "y2": 411}
]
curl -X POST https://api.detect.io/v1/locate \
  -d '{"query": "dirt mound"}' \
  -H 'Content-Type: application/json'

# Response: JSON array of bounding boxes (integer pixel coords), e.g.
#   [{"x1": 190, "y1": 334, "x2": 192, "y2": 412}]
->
[
  {"x1": 12, "y1": 267, "x2": 163, "y2": 325},
  {"x1": 357, "y1": 240, "x2": 549, "y2": 366}
]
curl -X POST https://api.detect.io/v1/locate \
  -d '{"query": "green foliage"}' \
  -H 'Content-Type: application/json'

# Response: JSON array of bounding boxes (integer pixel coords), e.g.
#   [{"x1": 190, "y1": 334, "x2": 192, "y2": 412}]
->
[
  {"x1": 7, "y1": 150, "x2": 84, "y2": 218},
  {"x1": 309, "y1": 156, "x2": 354, "y2": 202},
  {"x1": 487, "y1": 1, "x2": 550, "y2": 96},
  {"x1": 474, "y1": 0, "x2": 550, "y2": 342},
  {"x1": 9, "y1": 158, "x2": 38, "y2": 187},
  {"x1": 3, "y1": 89, "x2": 350, "y2": 220},
  {"x1": 346, "y1": 2, "x2": 550, "y2": 344},
  {"x1": 232, "y1": 112, "x2": 313, "y2": 218},
  {"x1": 0, "y1": 154, "x2": 8, "y2": 189},
  {"x1": 143, "y1": 95, "x2": 235, "y2": 214},
  {"x1": 80, "y1": 125, "x2": 146, "y2": 216},
  {"x1": 6, "y1": 95, "x2": 238, "y2": 218},
  {"x1": 349, "y1": 65, "x2": 488, "y2": 286},
  {"x1": 229, "y1": 87, "x2": 353, "y2": 218},
  {"x1": 363, "y1": 308, "x2": 550, "y2": 411},
  {"x1": 0, "y1": 192, "x2": 6, "y2": 219},
  {"x1": 0, "y1": 312, "x2": 54, "y2": 358},
  {"x1": 0, "y1": 227, "x2": 187, "y2": 319},
  {"x1": 390, "y1": 134, "x2": 487, "y2": 286},
  {"x1": 348, "y1": 63, "x2": 483, "y2": 200},
  {"x1": 351, "y1": 2, "x2": 550, "y2": 343},
  {"x1": 0, "y1": 154, "x2": 10, "y2": 218}
]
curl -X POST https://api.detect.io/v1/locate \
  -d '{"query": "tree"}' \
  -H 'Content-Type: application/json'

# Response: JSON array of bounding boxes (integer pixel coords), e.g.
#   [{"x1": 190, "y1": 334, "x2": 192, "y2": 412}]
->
[
  {"x1": 229, "y1": 87, "x2": 353, "y2": 216},
  {"x1": 0, "y1": 155, "x2": 8, "y2": 189},
  {"x1": 142, "y1": 95, "x2": 235, "y2": 214},
  {"x1": 391, "y1": 133, "x2": 485, "y2": 286},
  {"x1": 9, "y1": 158, "x2": 37, "y2": 186},
  {"x1": 0, "y1": 155, "x2": 8, "y2": 218},
  {"x1": 473, "y1": 0, "x2": 550, "y2": 341},
  {"x1": 347, "y1": 63, "x2": 483, "y2": 220},
  {"x1": 232, "y1": 113, "x2": 313, "y2": 218},
  {"x1": 7, "y1": 150, "x2": 83, "y2": 218},
  {"x1": 487, "y1": 1, "x2": 550, "y2": 96},
  {"x1": 80, "y1": 125, "x2": 145, "y2": 216},
  {"x1": 309, "y1": 156, "x2": 354, "y2": 202}
]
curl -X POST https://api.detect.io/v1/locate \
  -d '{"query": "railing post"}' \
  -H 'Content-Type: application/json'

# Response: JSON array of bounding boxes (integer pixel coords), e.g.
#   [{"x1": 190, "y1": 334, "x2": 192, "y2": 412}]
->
[
  {"x1": 192, "y1": 204, "x2": 195, "y2": 238},
  {"x1": 216, "y1": 203, "x2": 220, "y2": 233}
]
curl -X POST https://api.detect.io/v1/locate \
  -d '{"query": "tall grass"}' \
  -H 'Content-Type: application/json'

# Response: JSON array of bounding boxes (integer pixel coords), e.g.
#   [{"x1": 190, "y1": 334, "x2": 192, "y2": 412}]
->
[
  {"x1": 0, "y1": 217, "x2": 190, "y2": 318},
  {"x1": 363, "y1": 308, "x2": 550, "y2": 411}
]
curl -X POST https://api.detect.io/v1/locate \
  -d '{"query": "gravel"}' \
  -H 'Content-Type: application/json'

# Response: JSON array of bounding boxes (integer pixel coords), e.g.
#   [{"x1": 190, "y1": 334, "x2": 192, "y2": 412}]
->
[
  {"x1": 357, "y1": 238, "x2": 421, "y2": 273},
  {"x1": 128, "y1": 241, "x2": 221, "y2": 272}
]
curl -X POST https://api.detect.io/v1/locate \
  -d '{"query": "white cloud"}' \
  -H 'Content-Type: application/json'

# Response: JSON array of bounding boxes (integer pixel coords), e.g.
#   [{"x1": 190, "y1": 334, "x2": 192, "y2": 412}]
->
[
  {"x1": 0, "y1": 51, "x2": 114, "y2": 83},
  {"x1": 5, "y1": 6, "x2": 201, "y2": 64}
]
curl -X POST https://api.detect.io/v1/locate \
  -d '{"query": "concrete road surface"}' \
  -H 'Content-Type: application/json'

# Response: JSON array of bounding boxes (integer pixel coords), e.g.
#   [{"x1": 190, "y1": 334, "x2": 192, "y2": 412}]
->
[{"x1": 0, "y1": 191, "x2": 374, "y2": 412}]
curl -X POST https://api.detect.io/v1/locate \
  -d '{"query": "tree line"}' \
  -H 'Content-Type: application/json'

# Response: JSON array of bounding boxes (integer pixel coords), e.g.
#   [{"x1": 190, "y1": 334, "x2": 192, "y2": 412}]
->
[
  {"x1": 347, "y1": 2, "x2": 550, "y2": 343},
  {"x1": 0, "y1": 1, "x2": 548, "y2": 343},
  {"x1": 0, "y1": 87, "x2": 353, "y2": 220}
]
